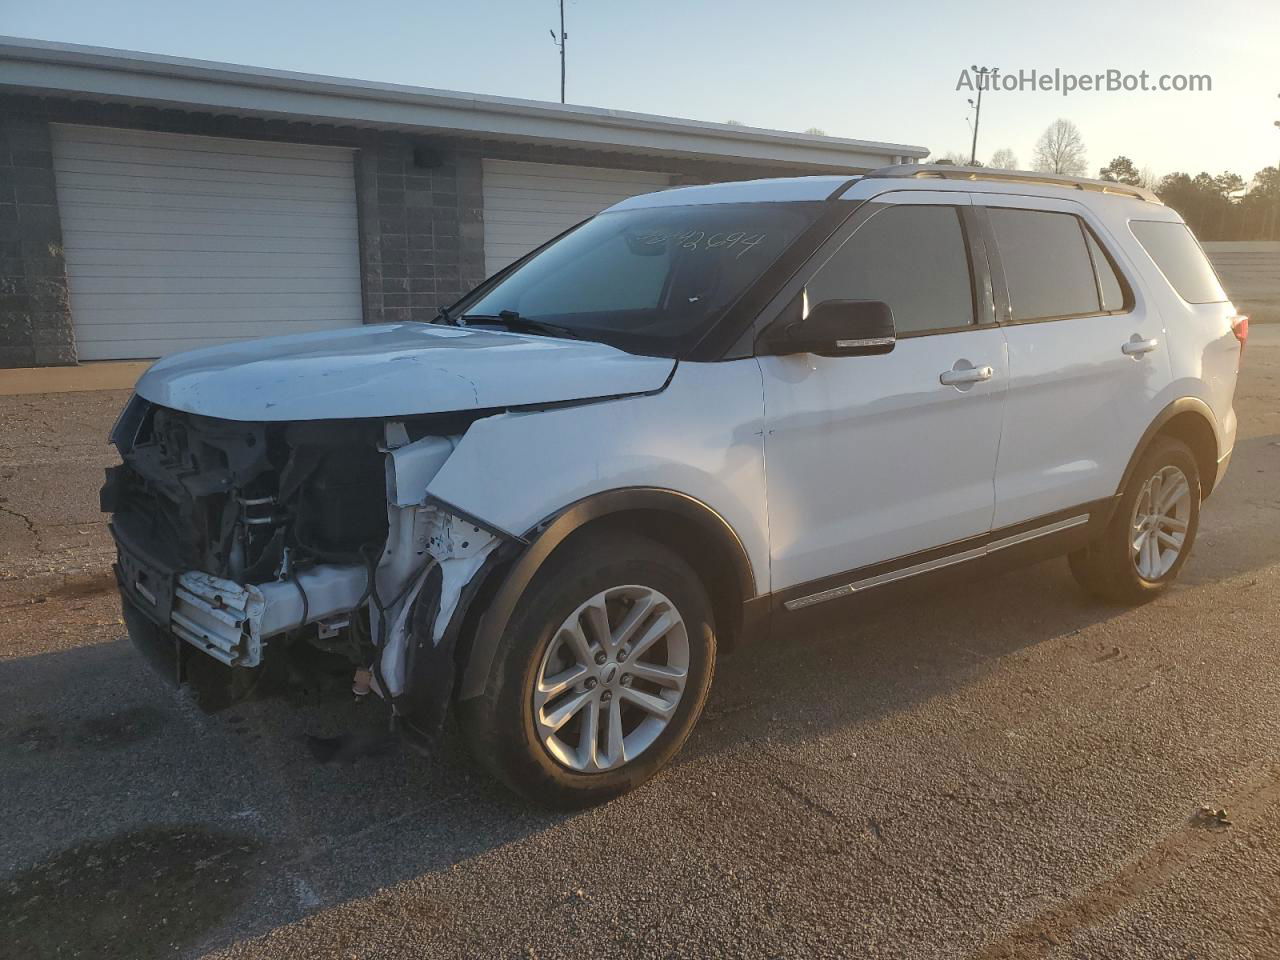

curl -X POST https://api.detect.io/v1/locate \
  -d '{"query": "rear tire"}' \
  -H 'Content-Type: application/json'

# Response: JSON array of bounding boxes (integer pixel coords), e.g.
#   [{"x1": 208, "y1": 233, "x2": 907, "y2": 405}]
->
[
  {"x1": 459, "y1": 530, "x2": 716, "y2": 808},
  {"x1": 1068, "y1": 436, "x2": 1200, "y2": 603}
]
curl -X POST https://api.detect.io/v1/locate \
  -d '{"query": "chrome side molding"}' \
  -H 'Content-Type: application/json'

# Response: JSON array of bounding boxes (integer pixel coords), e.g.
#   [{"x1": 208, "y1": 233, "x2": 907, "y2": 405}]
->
[
  {"x1": 783, "y1": 514, "x2": 1090, "y2": 612},
  {"x1": 835, "y1": 336, "x2": 896, "y2": 350}
]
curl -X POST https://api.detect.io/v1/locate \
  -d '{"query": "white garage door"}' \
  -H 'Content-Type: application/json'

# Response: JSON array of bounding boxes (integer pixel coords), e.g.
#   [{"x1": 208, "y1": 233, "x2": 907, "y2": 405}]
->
[
  {"x1": 52, "y1": 124, "x2": 361, "y2": 360},
  {"x1": 482, "y1": 159, "x2": 672, "y2": 275}
]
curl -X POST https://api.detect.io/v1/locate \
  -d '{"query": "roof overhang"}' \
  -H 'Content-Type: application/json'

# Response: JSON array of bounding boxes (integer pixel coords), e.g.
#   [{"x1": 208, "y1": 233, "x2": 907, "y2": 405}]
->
[{"x1": 0, "y1": 36, "x2": 928, "y2": 171}]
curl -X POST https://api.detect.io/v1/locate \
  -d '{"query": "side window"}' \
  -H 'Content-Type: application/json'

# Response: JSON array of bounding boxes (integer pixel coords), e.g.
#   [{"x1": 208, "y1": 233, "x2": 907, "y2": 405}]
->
[
  {"x1": 806, "y1": 205, "x2": 975, "y2": 335},
  {"x1": 1084, "y1": 230, "x2": 1128, "y2": 312},
  {"x1": 988, "y1": 208, "x2": 1101, "y2": 321},
  {"x1": 1130, "y1": 220, "x2": 1228, "y2": 304}
]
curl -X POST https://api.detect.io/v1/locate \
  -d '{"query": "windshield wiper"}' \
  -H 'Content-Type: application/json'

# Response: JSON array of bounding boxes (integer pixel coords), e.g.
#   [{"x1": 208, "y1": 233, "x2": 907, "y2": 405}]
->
[{"x1": 459, "y1": 310, "x2": 580, "y2": 340}]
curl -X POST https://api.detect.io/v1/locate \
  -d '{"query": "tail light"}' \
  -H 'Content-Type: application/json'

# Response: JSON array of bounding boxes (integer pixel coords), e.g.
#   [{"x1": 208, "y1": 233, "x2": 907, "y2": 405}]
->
[{"x1": 1231, "y1": 315, "x2": 1248, "y2": 362}]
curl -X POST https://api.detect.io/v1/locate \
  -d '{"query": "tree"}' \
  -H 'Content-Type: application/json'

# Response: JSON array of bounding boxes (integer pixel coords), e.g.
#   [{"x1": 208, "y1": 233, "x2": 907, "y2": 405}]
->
[
  {"x1": 1099, "y1": 156, "x2": 1142, "y2": 185},
  {"x1": 1157, "y1": 171, "x2": 1237, "y2": 240},
  {"x1": 1159, "y1": 166, "x2": 1280, "y2": 240},
  {"x1": 1032, "y1": 119, "x2": 1087, "y2": 177},
  {"x1": 1214, "y1": 172, "x2": 1245, "y2": 198},
  {"x1": 1253, "y1": 166, "x2": 1280, "y2": 197},
  {"x1": 804, "y1": 127, "x2": 827, "y2": 136},
  {"x1": 1239, "y1": 167, "x2": 1280, "y2": 240},
  {"x1": 989, "y1": 148, "x2": 1018, "y2": 170}
]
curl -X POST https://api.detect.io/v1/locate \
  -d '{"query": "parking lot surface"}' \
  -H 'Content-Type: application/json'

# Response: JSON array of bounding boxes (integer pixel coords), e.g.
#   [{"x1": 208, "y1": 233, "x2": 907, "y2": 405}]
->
[{"x1": 4, "y1": 329, "x2": 1280, "y2": 959}]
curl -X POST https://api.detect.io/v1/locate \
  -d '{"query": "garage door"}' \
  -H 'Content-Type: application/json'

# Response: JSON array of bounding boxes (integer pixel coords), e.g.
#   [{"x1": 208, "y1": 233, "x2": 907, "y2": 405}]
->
[
  {"x1": 52, "y1": 125, "x2": 361, "y2": 360},
  {"x1": 482, "y1": 159, "x2": 671, "y2": 275}
]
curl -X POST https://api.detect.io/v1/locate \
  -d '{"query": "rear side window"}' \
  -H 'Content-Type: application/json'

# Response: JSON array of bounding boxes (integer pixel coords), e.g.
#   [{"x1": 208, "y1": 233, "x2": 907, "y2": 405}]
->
[
  {"x1": 806, "y1": 204, "x2": 974, "y2": 335},
  {"x1": 1130, "y1": 220, "x2": 1227, "y2": 304},
  {"x1": 988, "y1": 208, "x2": 1100, "y2": 321},
  {"x1": 1084, "y1": 231, "x2": 1127, "y2": 312}
]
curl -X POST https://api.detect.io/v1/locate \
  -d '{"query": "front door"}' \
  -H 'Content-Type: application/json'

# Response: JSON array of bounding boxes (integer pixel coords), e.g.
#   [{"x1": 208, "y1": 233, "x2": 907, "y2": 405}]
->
[{"x1": 758, "y1": 192, "x2": 1009, "y2": 594}]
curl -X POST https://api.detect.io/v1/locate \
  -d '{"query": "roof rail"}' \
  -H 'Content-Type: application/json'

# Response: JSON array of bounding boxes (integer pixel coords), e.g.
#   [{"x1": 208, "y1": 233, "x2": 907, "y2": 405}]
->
[{"x1": 863, "y1": 163, "x2": 1162, "y2": 204}]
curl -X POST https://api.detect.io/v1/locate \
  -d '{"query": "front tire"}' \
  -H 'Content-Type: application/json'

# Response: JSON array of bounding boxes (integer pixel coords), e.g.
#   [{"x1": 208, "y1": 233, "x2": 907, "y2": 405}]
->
[
  {"x1": 459, "y1": 530, "x2": 716, "y2": 808},
  {"x1": 1069, "y1": 436, "x2": 1201, "y2": 603}
]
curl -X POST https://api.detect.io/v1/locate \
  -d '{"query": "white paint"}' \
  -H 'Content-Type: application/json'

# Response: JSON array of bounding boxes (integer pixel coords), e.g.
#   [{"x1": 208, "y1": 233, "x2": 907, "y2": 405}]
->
[
  {"x1": 760, "y1": 326, "x2": 1009, "y2": 590},
  {"x1": 977, "y1": 192, "x2": 1171, "y2": 526},
  {"x1": 375, "y1": 561, "x2": 437, "y2": 698},
  {"x1": 482, "y1": 159, "x2": 672, "y2": 274},
  {"x1": 759, "y1": 189, "x2": 1005, "y2": 588},
  {"x1": 123, "y1": 170, "x2": 1240, "y2": 667},
  {"x1": 426, "y1": 359, "x2": 771, "y2": 594},
  {"x1": 51, "y1": 124, "x2": 361, "y2": 360},
  {"x1": 387, "y1": 435, "x2": 459, "y2": 507},
  {"x1": 372, "y1": 505, "x2": 500, "y2": 697},
  {"x1": 133, "y1": 323, "x2": 675, "y2": 422}
]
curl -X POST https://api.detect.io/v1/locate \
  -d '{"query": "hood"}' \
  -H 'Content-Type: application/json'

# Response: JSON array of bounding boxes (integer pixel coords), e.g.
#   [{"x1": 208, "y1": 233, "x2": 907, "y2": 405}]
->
[{"x1": 133, "y1": 323, "x2": 676, "y2": 422}]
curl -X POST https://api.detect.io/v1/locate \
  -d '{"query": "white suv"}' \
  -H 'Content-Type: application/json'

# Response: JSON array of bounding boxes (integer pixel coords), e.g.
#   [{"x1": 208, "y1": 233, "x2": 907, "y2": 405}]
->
[{"x1": 103, "y1": 165, "x2": 1245, "y2": 806}]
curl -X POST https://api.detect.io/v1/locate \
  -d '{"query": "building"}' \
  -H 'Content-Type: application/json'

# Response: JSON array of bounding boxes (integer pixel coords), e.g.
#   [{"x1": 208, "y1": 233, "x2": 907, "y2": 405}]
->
[{"x1": 0, "y1": 37, "x2": 927, "y2": 368}]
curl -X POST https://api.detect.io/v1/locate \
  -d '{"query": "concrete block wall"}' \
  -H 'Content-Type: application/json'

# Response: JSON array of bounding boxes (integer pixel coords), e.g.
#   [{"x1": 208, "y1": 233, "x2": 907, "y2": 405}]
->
[
  {"x1": 0, "y1": 112, "x2": 74, "y2": 366},
  {"x1": 357, "y1": 136, "x2": 487, "y2": 326}
]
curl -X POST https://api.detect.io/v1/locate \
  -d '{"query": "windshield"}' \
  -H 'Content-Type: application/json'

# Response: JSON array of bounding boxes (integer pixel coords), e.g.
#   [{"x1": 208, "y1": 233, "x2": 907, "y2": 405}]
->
[{"x1": 461, "y1": 201, "x2": 824, "y2": 357}]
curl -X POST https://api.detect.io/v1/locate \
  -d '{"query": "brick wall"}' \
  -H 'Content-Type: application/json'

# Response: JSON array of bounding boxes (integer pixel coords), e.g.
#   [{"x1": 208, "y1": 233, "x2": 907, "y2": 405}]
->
[{"x1": 0, "y1": 92, "x2": 850, "y2": 365}]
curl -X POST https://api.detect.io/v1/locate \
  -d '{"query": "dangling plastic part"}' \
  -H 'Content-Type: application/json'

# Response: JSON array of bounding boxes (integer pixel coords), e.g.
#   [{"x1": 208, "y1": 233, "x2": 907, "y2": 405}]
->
[{"x1": 352, "y1": 667, "x2": 372, "y2": 698}]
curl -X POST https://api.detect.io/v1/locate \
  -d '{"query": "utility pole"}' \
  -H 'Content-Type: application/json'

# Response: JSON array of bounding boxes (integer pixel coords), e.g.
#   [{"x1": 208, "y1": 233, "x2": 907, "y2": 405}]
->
[
  {"x1": 967, "y1": 65, "x2": 991, "y2": 165},
  {"x1": 549, "y1": 0, "x2": 567, "y2": 104},
  {"x1": 1272, "y1": 94, "x2": 1279, "y2": 240}
]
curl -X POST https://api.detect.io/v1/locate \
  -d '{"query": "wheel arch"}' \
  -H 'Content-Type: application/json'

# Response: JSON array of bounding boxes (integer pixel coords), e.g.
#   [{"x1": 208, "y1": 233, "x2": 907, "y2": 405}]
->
[
  {"x1": 454, "y1": 487, "x2": 760, "y2": 701},
  {"x1": 1118, "y1": 397, "x2": 1221, "y2": 503}
]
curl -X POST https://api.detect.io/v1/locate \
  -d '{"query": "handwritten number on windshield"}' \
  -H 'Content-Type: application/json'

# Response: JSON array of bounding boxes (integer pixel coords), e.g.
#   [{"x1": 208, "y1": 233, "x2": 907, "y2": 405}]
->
[{"x1": 634, "y1": 229, "x2": 769, "y2": 258}]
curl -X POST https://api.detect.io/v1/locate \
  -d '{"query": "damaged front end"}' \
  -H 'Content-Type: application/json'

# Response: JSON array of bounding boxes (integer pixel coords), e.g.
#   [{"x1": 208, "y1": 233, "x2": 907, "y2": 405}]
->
[{"x1": 102, "y1": 395, "x2": 513, "y2": 742}]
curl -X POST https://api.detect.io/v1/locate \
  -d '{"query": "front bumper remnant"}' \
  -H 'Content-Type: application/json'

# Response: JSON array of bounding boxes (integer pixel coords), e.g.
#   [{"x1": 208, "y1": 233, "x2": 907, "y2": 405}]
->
[
  {"x1": 170, "y1": 572, "x2": 266, "y2": 667},
  {"x1": 163, "y1": 565, "x2": 370, "y2": 668}
]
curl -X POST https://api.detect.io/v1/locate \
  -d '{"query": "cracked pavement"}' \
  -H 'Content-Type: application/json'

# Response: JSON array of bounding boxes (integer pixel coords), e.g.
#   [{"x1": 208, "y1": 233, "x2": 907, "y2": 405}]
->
[{"x1": 3, "y1": 329, "x2": 1280, "y2": 959}]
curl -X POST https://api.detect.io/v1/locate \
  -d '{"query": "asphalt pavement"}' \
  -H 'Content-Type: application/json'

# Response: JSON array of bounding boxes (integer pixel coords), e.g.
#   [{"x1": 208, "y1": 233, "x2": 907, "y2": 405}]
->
[{"x1": 3, "y1": 330, "x2": 1280, "y2": 959}]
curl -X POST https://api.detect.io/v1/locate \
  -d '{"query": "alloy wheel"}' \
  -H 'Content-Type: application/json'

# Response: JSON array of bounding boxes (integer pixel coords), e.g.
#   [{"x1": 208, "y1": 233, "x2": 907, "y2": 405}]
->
[
  {"x1": 1131, "y1": 464, "x2": 1192, "y2": 580},
  {"x1": 532, "y1": 584, "x2": 689, "y2": 772}
]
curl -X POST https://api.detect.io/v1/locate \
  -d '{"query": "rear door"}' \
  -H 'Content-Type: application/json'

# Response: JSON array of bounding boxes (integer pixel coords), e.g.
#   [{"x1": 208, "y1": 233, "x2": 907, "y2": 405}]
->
[
  {"x1": 978, "y1": 195, "x2": 1172, "y2": 527},
  {"x1": 759, "y1": 191, "x2": 1008, "y2": 594}
]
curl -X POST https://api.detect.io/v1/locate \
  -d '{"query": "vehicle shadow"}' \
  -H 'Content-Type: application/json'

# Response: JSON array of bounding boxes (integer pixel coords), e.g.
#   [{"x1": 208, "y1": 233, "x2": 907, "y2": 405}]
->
[{"x1": 1, "y1": 434, "x2": 1277, "y2": 959}]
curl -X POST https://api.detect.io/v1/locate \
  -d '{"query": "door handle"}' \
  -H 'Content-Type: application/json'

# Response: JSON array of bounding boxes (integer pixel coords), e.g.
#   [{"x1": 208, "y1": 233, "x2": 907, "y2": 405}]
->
[
  {"x1": 939, "y1": 364, "x2": 994, "y2": 386},
  {"x1": 1122, "y1": 336, "x2": 1159, "y2": 357}
]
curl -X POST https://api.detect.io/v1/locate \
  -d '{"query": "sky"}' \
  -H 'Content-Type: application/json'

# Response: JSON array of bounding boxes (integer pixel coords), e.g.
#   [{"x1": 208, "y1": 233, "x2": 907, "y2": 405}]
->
[{"x1": 5, "y1": 0, "x2": 1279, "y2": 181}]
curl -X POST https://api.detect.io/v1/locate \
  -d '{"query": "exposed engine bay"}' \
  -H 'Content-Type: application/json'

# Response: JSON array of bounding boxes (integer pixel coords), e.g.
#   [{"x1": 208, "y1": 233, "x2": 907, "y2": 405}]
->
[{"x1": 101, "y1": 395, "x2": 509, "y2": 741}]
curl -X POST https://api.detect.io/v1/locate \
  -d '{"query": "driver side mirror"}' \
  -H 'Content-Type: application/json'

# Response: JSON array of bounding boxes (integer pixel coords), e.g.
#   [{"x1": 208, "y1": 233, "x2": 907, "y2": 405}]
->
[{"x1": 759, "y1": 299, "x2": 896, "y2": 358}]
